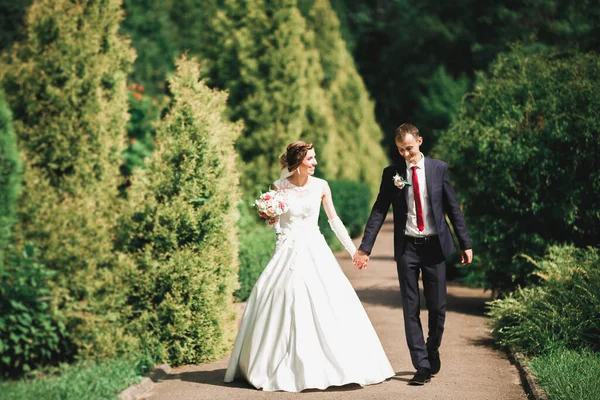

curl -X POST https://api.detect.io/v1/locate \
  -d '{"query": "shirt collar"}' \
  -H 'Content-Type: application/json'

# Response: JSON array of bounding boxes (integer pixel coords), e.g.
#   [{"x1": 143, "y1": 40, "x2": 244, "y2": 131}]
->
[{"x1": 406, "y1": 153, "x2": 425, "y2": 170}]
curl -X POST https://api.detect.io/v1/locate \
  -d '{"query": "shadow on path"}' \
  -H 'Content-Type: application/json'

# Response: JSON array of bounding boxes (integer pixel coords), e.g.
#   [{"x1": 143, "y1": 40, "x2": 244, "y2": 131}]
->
[
  {"x1": 161, "y1": 368, "x2": 366, "y2": 393},
  {"x1": 355, "y1": 285, "x2": 490, "y2": 317},
  {"x1": 160, "y1": 369, "x2": 244, "y2": 389}
]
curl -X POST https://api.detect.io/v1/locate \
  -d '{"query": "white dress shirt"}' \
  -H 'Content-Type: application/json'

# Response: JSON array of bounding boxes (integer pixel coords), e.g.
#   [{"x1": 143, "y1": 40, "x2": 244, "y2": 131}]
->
[{"x1": 405, "y1": 153, "x2": 437, "y2": 237}]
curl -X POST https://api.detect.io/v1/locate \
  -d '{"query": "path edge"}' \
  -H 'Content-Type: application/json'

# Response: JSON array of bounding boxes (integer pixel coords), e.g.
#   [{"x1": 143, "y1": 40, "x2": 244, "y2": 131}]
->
[
  {"x1": 506, "y1": 346, "x2": 548, "y2": 400},
  {"x1": 118, "y1": 363, "x2": 172, "y2": 400}
]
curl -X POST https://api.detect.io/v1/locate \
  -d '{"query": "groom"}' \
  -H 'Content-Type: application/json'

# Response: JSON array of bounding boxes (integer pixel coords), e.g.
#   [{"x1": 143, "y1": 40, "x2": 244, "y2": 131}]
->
[{"x1": 353, "y1": 123, "x2": 473, "y2": 385}]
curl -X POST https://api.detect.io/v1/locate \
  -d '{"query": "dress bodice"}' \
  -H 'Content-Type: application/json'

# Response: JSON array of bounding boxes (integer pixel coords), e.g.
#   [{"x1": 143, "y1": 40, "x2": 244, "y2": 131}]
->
[{"x1": 274, "y1": 176, "x2": 326, "y2": 236}]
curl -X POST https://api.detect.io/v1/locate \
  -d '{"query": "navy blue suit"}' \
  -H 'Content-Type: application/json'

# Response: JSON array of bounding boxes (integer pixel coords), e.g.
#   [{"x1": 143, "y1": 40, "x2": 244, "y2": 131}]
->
[{"x1": 359, "y1": 158, "x2": 472, "y2": 370}]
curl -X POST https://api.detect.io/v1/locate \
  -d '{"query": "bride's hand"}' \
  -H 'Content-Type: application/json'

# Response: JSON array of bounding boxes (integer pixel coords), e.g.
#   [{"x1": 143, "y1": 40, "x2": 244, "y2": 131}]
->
[{"x1": 353, "y1": 250, "x2": 369, "y2": 270}]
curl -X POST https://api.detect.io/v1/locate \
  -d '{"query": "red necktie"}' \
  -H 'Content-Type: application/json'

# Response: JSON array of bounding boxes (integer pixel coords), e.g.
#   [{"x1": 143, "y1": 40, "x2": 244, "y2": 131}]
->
[{"x1": 412, "y1": 166, "x2": 424, "y2": 231}]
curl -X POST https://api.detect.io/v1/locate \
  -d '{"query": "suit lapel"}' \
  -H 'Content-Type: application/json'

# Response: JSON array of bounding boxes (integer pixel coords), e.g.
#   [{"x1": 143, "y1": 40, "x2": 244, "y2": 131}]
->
[
  {"x1": 402, "y1": 163, "x2": 409, "y2": 205},
  {"x1": 425, "y1": 157, "x2": 434, "y2": 206}
]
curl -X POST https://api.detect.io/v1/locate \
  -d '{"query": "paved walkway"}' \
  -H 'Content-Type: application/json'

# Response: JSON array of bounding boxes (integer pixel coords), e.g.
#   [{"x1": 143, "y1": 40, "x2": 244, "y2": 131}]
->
[{"x1": 147, "y1": 218, "x2": 526, "y2": 400}]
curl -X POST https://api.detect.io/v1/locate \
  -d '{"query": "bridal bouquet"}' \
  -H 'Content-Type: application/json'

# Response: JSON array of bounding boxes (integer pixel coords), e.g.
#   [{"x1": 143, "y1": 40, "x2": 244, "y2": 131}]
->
[{"x1": 254, "y1": 190, "x2": 288, "y2": 227}]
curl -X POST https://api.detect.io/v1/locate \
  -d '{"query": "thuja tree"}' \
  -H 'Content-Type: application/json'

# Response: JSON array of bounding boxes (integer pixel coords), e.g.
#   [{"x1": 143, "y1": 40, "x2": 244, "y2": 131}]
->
[
  {"x1": 434, "y1": 47, "x2": 600, "y2": 294},
  {"x1": 199, "y1": 0, "x2": 316, "y2": 194},
  {"x1": 116, "y1": 56, "x2": 242, "y2": 364},
  {"x1": 301, "y1": 0, "x2": 387, "y2": 194},
  {"x1": 1, "y1": 0, "x2": 137, "y2": 359}
]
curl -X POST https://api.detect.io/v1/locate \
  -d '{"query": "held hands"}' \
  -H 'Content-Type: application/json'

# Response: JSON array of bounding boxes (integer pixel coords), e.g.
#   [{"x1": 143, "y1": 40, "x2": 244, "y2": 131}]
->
[
  {"x1": 353, "y1": 249, "x2": 370, "y2": 270},
  {"x1": 461, "y1": 249, "x2": 473, "y2": 265}
]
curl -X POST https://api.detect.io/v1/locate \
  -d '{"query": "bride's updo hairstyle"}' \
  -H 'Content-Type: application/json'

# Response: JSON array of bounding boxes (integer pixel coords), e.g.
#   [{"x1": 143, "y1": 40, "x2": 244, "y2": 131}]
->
[{"x1": 279, "y1": 141, "x2": 314, "y2": 172}]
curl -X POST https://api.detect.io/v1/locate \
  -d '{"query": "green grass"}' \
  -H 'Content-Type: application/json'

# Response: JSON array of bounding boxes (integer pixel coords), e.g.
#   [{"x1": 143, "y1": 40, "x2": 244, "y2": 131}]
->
[
  {"x1": 528, "y1": 348, "x2": 600, "y2": 400},
  {"x1": 0, "y1": 357, "x2": 150, "y2": 400}
]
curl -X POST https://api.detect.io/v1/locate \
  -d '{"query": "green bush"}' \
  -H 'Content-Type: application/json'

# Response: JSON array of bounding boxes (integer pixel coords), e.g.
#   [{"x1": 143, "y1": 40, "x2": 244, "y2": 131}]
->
[
  {"x1": 318, "y1": 179, "x2": 372, "y2": 251},
  {"x1": 235, "y1": 200, "x2": 276, "y2": 302},
  {"x1": 116, "y1": 56, "x2": 242, "y2": 365},
  {"x1": 529, "y1": 348, "x2": 600, "y2": 400},
  {"x1": 434, "y1": 48, "x2": 600, "y2": 293},
  {"x1": 487, "y1": 245, "x2": 600, "y2": 356},
  {"x1": 0, "y1": 245, "x2": 70, "y2": 378}
]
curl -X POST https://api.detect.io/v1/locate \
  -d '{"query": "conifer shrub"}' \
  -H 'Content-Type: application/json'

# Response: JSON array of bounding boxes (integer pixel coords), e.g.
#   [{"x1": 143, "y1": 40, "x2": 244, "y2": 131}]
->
[
  {"x1": 116, "y1": 56, "x2": 242, "y2": 365},
  {"x1": 301, "y1": 0, "x2": 388, "y2": 196},
  {"x1": 1, "y1": 0, "x2": 137, "y2": 361}
]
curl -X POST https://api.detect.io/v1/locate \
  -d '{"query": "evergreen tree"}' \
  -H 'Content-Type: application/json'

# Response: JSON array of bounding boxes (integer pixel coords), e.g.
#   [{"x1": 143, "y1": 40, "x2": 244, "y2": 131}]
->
[
  {"x1": 199, "y1": 0, "x2": 314, "y2": 193},
  {"x1": 1, "y1": 0, "x2": 137, "y2": 359},
  {"x1": 302, "y1": 0, "x2": 387, "y2": 192},
  {"x1": 116, "y1": 56, "x2": 242, "y2": 364}
]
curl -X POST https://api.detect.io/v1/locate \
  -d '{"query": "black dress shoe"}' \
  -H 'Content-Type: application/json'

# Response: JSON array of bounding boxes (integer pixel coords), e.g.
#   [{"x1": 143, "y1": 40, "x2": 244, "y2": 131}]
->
[
  {"x1": 409, "y1": 367, "x2": 431, "y2": 385},
  {"x1": 429, "y1": 350, "x2": 441, "y2": 375}
]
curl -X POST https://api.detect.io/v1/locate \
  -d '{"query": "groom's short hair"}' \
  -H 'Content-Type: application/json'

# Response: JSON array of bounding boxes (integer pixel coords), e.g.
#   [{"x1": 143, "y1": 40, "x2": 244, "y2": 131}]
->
[{"x1": 395, "y1": 123, "x2": 420, "y2": 142}]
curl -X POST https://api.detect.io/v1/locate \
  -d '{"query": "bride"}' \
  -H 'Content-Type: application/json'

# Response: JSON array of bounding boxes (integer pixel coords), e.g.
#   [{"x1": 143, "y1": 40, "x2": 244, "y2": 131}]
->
[{"x1": 224, "y1": 141, "x2": 394, "y2": 392}]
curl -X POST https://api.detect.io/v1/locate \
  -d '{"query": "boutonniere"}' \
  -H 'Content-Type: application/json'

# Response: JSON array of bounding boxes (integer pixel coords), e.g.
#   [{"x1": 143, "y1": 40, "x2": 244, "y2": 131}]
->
[{"x1": 393, "y1": 172, "x2": 411, "y2": 189}]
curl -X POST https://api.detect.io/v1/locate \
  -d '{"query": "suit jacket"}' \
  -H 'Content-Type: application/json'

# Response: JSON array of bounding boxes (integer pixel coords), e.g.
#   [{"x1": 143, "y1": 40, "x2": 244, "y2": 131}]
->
[{"x1": 359, "y1": 158, "x2": 472, "y2": 260}]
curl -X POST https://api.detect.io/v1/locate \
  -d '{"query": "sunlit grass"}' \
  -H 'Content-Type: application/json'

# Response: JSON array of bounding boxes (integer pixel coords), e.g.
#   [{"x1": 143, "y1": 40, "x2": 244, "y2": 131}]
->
[
  {"x1": 529, "y1": 348, "x2": 600, "y2": 400},
  {"x1": 0, "y1": 357, "x2": 150, "y2": 400}
]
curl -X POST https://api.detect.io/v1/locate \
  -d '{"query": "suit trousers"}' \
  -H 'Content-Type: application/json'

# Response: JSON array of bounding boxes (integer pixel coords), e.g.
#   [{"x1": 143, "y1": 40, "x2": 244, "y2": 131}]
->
[{"x1": 396, "y1": 237, "x2": 447, "y2": 370}]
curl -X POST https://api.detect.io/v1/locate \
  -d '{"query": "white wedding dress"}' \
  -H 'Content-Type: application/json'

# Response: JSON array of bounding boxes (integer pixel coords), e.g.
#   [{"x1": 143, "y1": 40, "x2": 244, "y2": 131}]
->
[{"x1": 224, "y1": 176, "x2": 394, "y2": 392}]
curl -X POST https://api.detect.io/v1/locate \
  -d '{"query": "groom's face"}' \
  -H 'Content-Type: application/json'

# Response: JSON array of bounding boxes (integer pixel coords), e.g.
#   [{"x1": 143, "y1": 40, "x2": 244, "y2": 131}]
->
[{"x1": 396, "y1": 133, "x2": 423, "y2": 165}]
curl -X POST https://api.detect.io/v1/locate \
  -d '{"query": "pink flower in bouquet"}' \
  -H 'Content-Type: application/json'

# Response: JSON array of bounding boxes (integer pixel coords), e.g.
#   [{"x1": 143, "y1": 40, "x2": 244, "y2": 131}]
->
[{"x1": 255, "y1": 189, "x2": 289, "y2": 225}]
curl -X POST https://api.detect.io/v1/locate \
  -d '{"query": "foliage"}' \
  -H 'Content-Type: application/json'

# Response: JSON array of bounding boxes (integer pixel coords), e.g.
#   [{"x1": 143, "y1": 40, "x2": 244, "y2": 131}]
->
[
  {"x1": 116, "y1": 56, "x2": 242, "y2": 365},
  {"x1": 0, "y1": 356, "x2": 150, "y2": 400},
  {"x1": 1, "y1": 0, "x2": 137, "y2": 363},
  {"x1": 198, "y1": 0, "x2": 315, "y2": 194},
  {"x1": 0, "y1": 91, "x2": 20, "y2": 252},
  {"x1": 301, "y1": 0, "x2": 388, "y2": 195},
  {"x1": 318, "y1": 179, "x2": 372, "y2": 251},
  {"x1": 0, "y1": 245, "x2": 71, "y2": 379},
  {"x1": 330, "y1": 0, "x2": 600, "y2": 155},
  {"x1": 120, "y1": 83, "x2": 161, "y2": 179},
  {"x1": 487, "y1": 245, "x2": 600, "y2": 355},
  {"x1": 235, "y1": 200, "x2": 276, "y2": 302},
  {"x1": 529, "y1": 348, "x2": 600, "y2": 400},
  {"x1": 415, "y1": 66, "x2": 470, "y2": 146},
  {"x1": 434, "y1": 48, "x2": 600, "y2": 293},
  {"x1": 0, "y1": 0, "x2": 32, "y2": 52},
  {"x1": 195, "y1": 0, "x2": 387, "y2": 196},
  {"x1": 120, "y1": 0, "x2": 178, "y2": 97}
]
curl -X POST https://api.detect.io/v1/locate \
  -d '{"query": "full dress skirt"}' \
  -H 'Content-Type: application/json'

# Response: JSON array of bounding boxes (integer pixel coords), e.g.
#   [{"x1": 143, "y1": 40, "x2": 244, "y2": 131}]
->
[{"x1": 224, "y1": 177, "x2": 394, "y2": 392}]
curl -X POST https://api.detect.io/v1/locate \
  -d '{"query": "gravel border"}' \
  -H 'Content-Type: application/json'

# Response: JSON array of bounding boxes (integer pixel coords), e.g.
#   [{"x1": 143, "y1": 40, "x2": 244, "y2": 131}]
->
[
  {"x1": 506, "y1": 347, "x2": 548, "y2": 400},
  {"x1": 118, "y1": 363, "x2": 172, "y2": 400}
]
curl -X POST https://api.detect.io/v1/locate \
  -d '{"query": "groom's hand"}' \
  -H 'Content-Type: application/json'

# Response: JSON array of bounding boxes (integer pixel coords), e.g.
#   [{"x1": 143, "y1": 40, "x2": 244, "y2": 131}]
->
[
  {"x1": 461, "y1": 249, "x2": 473, "y2": 265},
  {"x1": 353, "y1": 250, "x2": 370, "y2": 270}
]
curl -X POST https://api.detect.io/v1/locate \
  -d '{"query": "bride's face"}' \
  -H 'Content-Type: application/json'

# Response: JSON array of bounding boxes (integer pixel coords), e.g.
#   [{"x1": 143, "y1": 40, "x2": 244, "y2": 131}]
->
[{"x1": 300, "y1": 149, "x2": 317, "y2": 175}]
